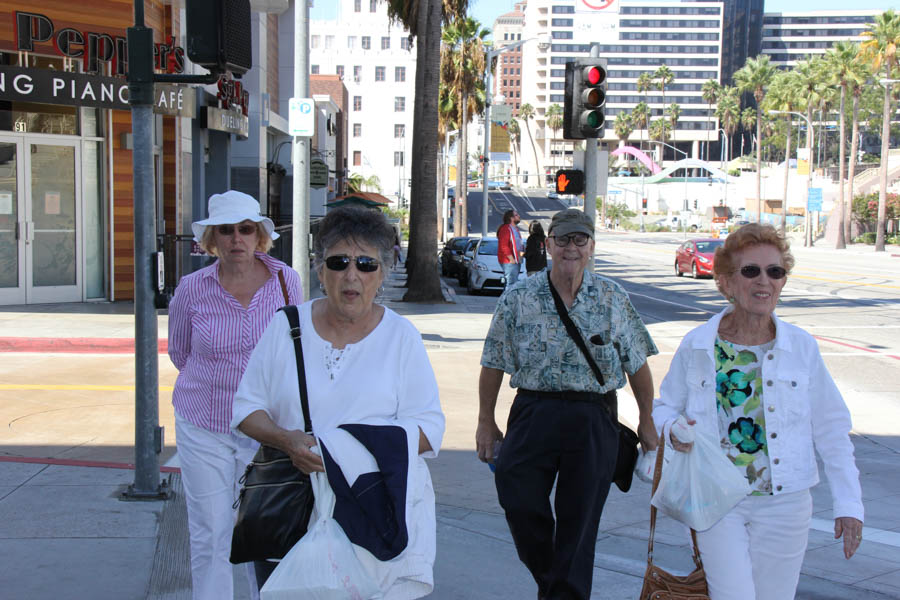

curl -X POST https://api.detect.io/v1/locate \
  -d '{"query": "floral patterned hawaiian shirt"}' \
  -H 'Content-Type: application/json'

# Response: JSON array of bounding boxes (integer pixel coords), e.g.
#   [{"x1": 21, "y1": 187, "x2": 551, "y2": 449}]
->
[
  {"x1": 715, "y1": 337, "x2": 774, "y2": 495},
  {"x1": 480, "y1": 271, "x2": 658, "y2": 394}
]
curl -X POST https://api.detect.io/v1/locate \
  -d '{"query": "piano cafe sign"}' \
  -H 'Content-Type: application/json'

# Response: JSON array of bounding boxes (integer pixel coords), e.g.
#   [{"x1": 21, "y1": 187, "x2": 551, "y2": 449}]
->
[{"x1": 0, "y1": 66, "x2": 195, "y2": 117}]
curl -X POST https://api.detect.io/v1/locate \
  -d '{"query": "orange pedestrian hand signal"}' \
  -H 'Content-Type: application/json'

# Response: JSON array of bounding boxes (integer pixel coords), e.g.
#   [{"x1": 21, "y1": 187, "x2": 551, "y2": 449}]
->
[{"x1": 555, "y1": 169, "x2": 584, "y2": 195}]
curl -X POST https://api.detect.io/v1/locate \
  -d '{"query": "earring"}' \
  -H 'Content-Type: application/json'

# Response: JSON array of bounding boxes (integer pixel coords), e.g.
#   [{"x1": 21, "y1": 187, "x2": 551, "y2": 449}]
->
[
  {"x1": 728, "y1": 296, "x2": 735, "y2": 304},
  {"x1": 319, "y1": 282, "x2": 327, "y2": 296},
  {"x1": 377, "y1": 284, "x2": 385, "y2": 296}
]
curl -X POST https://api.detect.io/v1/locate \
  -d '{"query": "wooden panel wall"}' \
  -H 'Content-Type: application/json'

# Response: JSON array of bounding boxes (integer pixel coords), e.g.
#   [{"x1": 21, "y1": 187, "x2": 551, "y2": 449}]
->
[
  {"x1": 0, "y1": 1, "x2": 134, "y2": 51},
  {"x1": 267, "y1": 14, "x2": 279, "y2": 114}
]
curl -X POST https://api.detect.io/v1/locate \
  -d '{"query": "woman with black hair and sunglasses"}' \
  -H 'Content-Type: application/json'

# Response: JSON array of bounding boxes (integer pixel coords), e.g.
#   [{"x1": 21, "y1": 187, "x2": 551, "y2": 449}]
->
[
  {"x1": 231, "y1": 206, "x2": 445, "y2": 598},
  {"x1": 168, "y1": 190, "x2": 301, "y2": 600},
  {"x1": 653, "y1": 223, "x2": 863, "y2": 600}
]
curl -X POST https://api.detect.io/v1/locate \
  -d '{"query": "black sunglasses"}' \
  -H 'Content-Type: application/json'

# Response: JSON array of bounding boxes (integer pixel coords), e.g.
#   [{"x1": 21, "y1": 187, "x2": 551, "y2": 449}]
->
[
  {"x1": 217, "y1": 223, "x2": 257, "y2": 236},
  {"x1": 325, "y1": 255, "x2": 380, "y2": 273},
  {"x1": 739, "y1": 265, "x2": 787, "y2": 280},
  {"x1": 551, "y1": 233, "x2": 590, "y2": 247}
]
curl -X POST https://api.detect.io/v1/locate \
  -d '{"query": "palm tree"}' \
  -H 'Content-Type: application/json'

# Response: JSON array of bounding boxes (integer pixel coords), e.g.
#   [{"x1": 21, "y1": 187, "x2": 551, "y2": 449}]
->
[
  {"x1": 734, "y1": 55, "x2": 776, "y2": 222},
  {"x1": 441, "y1": 15, "x2": 488, "y2": 237},
  {"x1": 507, "y1": 117, "x2": 522, "y2": 183},
  {"x1": 649, "y1": 118, "x2": 672, "y2": 148},
  {"x1": 825, "y1": 41, "x2": 866, "y2": 249},
  {"x1": 860, "y1": 8, "x2": 900, "y2": 252},
  {"x1": 716, "y1": 86, "x2": 741, "y2": 161},
  {"x1": 795, "y1": 57, "x2": 826, "y2": 246},
  {"x1": 518, "y1": 103, "x2": 541, "y2": 186},
  {"x1": 654, "y1": 64, "x2": 675, "y2": 118},
  {"x1": 637, "y1": 72, "x2": 654, "y2": 113},
  {"x1": 764, "y1": 70, "x2": 802, "y2": 233},
  {"x1": 546, "y1": 103, "x2": 564, "y2": 170},
  {"x1": 614, "y1": 112, "x2": 634, "y2": 149},
  {"x1": 845, "y1": 52, "x2": 873, "y2": 244},
  {"x1": 740, "y1": 107, "x2": 756, "y2": 157},
  {"x1": 702, "y1": 79, "x2": 720, "y2": 162},
  {"x1": 346, "y1": 172, "x2": 383, "y2": 193},
  {"x1": 384, "y1": 0, "x2": 470, "y2": 301},
  {"x1": 632, "y1": 101, "x2": 650, "y2": 152}
]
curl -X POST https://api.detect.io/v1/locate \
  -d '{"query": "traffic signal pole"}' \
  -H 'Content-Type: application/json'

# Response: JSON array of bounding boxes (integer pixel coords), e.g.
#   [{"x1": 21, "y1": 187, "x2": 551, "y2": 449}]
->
[
  {"x1": 582, "y1": 44, "x2": 601, "y2": 272},
  {"x1": 293, "y1": 0, "x2": 311, "y2": 299}
]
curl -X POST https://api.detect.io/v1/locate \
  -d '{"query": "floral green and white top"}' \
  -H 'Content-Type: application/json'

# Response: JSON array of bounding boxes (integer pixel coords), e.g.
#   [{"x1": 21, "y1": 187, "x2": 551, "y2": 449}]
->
[{"x1": 715, "y1": 337, "x2": 774, "y2": 495}]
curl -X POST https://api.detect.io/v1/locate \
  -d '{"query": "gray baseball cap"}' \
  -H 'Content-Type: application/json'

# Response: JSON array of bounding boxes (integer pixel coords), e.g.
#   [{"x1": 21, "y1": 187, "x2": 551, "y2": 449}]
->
[{"x1": 548, "y1": 209, "x2": 594, "y2": 238}]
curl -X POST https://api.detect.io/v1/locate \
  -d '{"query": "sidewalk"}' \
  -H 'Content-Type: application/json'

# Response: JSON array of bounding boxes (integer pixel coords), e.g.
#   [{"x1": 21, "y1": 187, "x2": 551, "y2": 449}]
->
[{"x1": 1, "y1": 256, "x2": 899, "y2": 598}]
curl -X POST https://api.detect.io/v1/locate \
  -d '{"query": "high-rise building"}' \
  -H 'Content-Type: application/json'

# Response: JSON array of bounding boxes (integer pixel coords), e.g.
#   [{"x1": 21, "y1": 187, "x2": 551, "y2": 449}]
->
[
  {"x1": 493, "y1": 2, "x2": 527, "y2": 117},
  {"x1": 761, "y1": 10, "x2": 880, "y2": 69},
  {"x1": 310, "y1": 0, "x2": 417, "y2": 206}
]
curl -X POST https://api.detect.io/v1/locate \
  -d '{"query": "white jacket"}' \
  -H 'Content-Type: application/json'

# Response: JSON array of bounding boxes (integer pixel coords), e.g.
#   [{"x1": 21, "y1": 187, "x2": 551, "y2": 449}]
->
[{"x1": 653, "y1": 307, "x2": 863, "y2": 521}]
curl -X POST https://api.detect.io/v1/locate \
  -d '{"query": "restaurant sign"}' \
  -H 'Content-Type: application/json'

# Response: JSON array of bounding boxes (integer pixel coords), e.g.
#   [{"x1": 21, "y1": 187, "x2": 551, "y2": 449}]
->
[
  {"x1": 0, "y1": 66, "x2": 197, "y2": 117},
  {"x1": 201, "y1": 106, "x2": 249, "y2": 139}
]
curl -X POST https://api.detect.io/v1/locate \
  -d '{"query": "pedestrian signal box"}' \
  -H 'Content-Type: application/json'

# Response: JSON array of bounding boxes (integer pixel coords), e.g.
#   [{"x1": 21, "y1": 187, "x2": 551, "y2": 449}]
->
[{"x1": 556, "y1": 169, "x2": 585, "y2": 195}]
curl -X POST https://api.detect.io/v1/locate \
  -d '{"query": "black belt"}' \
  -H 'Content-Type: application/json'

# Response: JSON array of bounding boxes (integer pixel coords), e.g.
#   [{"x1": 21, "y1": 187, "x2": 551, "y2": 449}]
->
[{"x1": 518, "y1": 388, "x2": 616, "y2": 406}]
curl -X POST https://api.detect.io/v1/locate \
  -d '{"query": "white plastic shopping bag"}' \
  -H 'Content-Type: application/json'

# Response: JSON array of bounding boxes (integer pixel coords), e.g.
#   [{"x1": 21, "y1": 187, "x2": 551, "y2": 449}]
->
[
  {"x1": 260, "y1": 468, "x2": 380, "y2": 600},
  {"x1": 650, "y1": 416, "x2": 750, "y2": 531}
]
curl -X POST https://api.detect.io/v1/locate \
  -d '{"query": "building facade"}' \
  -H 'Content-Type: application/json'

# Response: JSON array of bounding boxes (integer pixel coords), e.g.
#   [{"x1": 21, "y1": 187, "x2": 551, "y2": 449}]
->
[
  {"x1": 760, "y1": 10, "x2": 880, "y2": 69},
  {"x1": 493, "y1": 3, "x2": 527, "y2": 116},
  {"x1": 309, "y1": 0, "x2": 417, "y2": 207}
]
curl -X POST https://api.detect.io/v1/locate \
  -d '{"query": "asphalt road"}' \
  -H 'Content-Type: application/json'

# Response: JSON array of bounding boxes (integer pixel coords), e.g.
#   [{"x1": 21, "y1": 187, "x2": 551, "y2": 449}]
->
[{"x1": 458, "y1": 187, "x2": 571, "y2": 235}]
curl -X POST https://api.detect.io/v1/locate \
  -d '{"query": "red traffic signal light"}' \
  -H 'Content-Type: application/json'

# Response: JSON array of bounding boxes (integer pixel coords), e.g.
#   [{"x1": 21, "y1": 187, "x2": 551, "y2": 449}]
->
[
  {"x1": 564, "y1": 58, "x2": 607, "y2": 140},
  {"x1": 556, "y1": 169, "x2": 584, "y2": 195}
]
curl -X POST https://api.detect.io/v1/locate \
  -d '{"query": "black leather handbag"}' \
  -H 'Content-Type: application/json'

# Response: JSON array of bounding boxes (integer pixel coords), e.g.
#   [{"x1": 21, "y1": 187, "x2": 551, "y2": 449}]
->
[
  {"x1": 548, "y1": 278, "x2": 640, "y2": 493},
  {"x1": 229, "y1": 303, "x2": 315, "y2": 564}
]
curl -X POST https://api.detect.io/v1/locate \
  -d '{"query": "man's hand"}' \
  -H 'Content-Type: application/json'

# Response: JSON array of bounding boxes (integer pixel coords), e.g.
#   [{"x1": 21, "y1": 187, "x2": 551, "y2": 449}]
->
[
  {"x1": 283, "y1": 430, "x2": 324, "y2": 474},
  {"x1": 637, "y1": 417, "x2": 658, "y2": 453},
  {"x1": 476, "y1": 419, "x2": 504, "y2": 464}
]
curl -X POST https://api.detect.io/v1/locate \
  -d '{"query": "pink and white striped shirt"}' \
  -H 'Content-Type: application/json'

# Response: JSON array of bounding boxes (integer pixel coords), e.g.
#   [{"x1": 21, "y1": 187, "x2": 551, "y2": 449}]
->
[{"x1": 168, "y1": 252, "x2": 302, "y2": 433}]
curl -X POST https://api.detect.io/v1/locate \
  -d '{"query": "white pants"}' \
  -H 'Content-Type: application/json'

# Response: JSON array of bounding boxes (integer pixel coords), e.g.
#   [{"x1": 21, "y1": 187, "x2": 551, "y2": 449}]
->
[
  {"x1": 175, "y1": 413, "x2": 259, "y2": 600},
  {"x1": 696, "y1": 490, "x2": 812, "y2": 600}
]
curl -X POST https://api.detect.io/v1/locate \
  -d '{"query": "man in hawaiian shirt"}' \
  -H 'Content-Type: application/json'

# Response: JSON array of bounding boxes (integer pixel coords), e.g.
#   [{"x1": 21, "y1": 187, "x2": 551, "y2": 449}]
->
[{"x1": 476, "y1": 208, "x2": 658, "y2": 600}]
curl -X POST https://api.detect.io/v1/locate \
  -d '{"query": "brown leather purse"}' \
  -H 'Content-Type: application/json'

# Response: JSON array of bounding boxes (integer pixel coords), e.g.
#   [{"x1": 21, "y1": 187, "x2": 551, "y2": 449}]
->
[{"x1": 639, "y1": 434, "x2": 711, "y2": 600}]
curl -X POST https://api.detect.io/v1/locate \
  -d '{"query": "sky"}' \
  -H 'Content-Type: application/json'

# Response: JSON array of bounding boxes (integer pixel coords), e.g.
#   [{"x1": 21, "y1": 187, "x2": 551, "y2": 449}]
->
[{"x1": 310, "y1": 1, "x2": 897, "y2": 38}]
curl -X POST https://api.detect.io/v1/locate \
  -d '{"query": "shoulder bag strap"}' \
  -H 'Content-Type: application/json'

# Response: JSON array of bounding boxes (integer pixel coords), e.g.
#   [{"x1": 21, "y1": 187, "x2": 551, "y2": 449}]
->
[
  {"x1": 277, "y1": 269, "x2": 290, "y2": 305},
  {"x1": 278, "y1": 304, "x2": 313, "y2": 434},
  {"x1": 648, "y1": 431, "x2": 703, "y2": 568},
  {"x1": 547, "y1": 277, "x2": 605, "y2": 387}
]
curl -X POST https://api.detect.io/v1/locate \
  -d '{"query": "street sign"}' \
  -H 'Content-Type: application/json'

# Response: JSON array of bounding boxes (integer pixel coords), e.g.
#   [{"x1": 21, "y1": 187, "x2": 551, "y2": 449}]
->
[
  {"x1": 807, "y1": 187, "x2": 822, "y2": 211},
  {"x1": 289, "y1": 97, "x2": 315, "y2": 137},
  {"x1": 310, "y1": 159, "x2": 328, "y2": 188},
  {"x1": 491, "y1": 104, "x2": 512, "y2": 124},
  {"x1": 608, "y1": 189, "x2": 621, "y2": 195}
]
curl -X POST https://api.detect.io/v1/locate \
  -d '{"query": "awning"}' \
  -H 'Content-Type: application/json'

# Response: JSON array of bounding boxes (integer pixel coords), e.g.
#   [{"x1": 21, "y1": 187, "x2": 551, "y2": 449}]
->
[{"x1": 328, "y1": 192, "x2": 391, "y2": 209}]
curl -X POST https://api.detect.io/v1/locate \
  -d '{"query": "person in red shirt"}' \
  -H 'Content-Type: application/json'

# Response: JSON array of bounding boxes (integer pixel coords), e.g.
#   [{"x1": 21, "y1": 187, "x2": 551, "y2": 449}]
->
[{"x1": 497, "y1": 210, "x2": 522, "y2": 291}]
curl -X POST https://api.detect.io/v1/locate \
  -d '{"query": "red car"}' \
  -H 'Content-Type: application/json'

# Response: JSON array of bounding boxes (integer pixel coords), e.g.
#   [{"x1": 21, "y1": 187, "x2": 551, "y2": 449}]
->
[{"x1": 675, "y1": 238, "x2": 724, "y2": 278}]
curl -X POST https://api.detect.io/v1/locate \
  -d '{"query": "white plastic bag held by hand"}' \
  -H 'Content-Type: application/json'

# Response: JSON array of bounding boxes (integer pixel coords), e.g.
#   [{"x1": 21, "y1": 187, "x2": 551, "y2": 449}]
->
[
  {"x1": 261, "y1": 469, "x2": 380, "y2": 600},
  {"x1": 650, "y1": 416, "x2": 750, "y2": 531}
]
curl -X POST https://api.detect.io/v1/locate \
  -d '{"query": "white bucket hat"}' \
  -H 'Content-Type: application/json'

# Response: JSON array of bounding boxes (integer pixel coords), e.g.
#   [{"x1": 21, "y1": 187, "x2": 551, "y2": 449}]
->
[{"x1": 191, "y1": 190, "x2": 279, "y2": 242}]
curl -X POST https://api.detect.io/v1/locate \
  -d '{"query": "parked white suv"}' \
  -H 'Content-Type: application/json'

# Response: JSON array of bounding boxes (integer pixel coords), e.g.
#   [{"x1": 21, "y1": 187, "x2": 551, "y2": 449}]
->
[{"x1": 465, "y1": 237, "x2": 505, "y2": 295}]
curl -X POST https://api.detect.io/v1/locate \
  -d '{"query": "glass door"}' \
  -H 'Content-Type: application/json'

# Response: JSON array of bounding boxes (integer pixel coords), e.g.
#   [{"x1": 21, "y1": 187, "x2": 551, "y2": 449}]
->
[
  {"x1": 25, "y1": 140, "x2": 81, "y2": 303},
  {"x1": 0, "y1": 137, "x2": 25, "y2": 305}
]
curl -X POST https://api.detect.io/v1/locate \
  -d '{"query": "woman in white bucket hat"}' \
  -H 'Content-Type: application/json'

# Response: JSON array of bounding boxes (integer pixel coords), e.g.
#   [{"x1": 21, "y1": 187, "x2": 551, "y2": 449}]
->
[{"x1": 168, "y1": 190, "x2": 301, "y2": 600}]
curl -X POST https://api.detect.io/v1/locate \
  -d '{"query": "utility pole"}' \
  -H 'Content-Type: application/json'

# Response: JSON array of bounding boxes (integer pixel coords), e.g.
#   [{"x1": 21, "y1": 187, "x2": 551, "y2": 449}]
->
[{"x1": 293, "y1": 0, "x2": 311, "y2": 299}]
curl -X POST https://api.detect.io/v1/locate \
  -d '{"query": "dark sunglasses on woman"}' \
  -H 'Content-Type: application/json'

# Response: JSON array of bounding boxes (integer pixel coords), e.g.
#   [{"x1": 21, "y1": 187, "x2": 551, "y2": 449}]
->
[
  {"x1": 217, "y1": 224, "x2": 257, "y2": 236},
  {"x1": 325, "y1": 255, "x2": 380, "y2": 273},
  {"x1": 739, "y1": 265, "x2": 787, "y2": 280}
]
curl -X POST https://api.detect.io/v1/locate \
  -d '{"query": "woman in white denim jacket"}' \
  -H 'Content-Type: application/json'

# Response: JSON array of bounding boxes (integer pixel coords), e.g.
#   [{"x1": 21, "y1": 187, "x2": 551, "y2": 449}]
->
[{"x1": 653, "y1": 224, "x2": 863, "y2": 600}]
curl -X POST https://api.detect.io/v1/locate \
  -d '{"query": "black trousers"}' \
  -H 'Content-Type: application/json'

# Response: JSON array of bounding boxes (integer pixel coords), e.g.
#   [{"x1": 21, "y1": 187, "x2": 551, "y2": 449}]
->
[{"x1": 495, "y1": 391, "x2": 618, "y2": 600}]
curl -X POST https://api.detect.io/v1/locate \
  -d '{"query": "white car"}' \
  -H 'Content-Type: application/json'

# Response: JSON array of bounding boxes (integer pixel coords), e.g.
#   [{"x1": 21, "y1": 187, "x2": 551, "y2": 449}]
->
[{"x1": 465, "y1": 237, "x2": 505, "y2": 295}]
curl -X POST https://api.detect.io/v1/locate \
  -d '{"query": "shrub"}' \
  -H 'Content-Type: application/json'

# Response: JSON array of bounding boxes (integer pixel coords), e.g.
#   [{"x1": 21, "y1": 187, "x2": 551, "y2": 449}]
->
[{"x1": 854, "y1": 232, "x2": 877, "y2": 244}]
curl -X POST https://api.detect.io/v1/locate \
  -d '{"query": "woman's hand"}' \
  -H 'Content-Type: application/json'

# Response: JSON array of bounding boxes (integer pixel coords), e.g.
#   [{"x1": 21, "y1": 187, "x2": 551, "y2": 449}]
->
[
  {"x1": 834, "y1": 517, "x2": 863, "y2": 559},
  {"x1": 283, "y1": 430, "x2": 325, "y2": 474},
  {"x1": 669, "y1": 418, "x2": 697, "y2": 453}
]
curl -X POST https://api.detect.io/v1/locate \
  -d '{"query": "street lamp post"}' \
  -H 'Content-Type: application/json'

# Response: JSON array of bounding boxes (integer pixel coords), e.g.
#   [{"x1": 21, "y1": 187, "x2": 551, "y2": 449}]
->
[
  {"x1": 657, "y1": 141, "x2": 689, "y2": 237},
  {"x1": 481, "y1": 38, "x2": 536, "y2": 237},
  {"x1": 770, "y1": 110, "x2": 814, "y2": 246},
  {"x1": 876, "y1": 79, "x2": 900, "y2": 251}
]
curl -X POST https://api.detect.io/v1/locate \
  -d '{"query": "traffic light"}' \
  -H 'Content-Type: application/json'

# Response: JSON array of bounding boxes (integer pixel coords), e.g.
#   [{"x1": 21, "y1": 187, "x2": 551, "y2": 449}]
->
[
  {"x1": 642, "y1": 198, "x2": 648, "y2": 215},
  {"x1": 186, "y1": 0, "x2": 252, "y2": 76},
  {"x1": 693, "y1": 199, "x2": 698, "y2": 210},
  {"x1": 563, "y1": 58, "x2": 607, "y2": 140},
  {"x1": 556, "y1": 169, "x2": 585, "y2": 195}
]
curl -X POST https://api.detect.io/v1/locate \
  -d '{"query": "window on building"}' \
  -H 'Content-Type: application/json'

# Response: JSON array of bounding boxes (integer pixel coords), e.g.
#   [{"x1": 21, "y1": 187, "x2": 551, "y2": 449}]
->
[
  {"x1": 311, "y1": 64, "x2": 319, "y2": 74},
  {"x1": 395, "y1": 66, "x2": 406, "y2": 82},
  {"x1": 394, "y1": 124, "x2": 405, "y2": 138},
  {"x1": 370, "y1": 0, "x2": 377, "y2": 11},
  {"x1": 353, "y1": 123, "x2": 362, "y2": 137},
  {"x1": 375, "y1": 66, "x2": 385, "y2": 81},
  {"x1": 311, "y1": 35, "x2": 320, "y2": 48},
  {"x1": 354, "y1": 65, "x2": 362, "y2": 82},
  {"x1": 347, "y1": 36, "x2": 356, "y2": 49},
  {"x1": 336, "y1": 65, "x2": 344, "y2": 78},
  {"x1": 381, "y1": 37, "x2": 391, "y2": 50},
  {"x1": 394, "y1": 97, "x2": 406, "y2": 112},
  {"x1": 325, "y1": 36, "x2": 334, "y2": 49},
  {"x1": 401, "y1": 38, "x2": 410, "y2": 51},
  {"x1": 394, "y1": 151, "x2": 404, "y2": 166},
  {"x1": 362, "y1": 36, "x2": 371, "y2": 50},
  {"x1": 355, "y1": 0, "x2": 361, "y2": 11},
  {"x1": 354, "y1": 96, "x2": 362, "y2": 111},
  {"x1": 353, "y1": 151, "x2": 361, "y2": 166}
]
